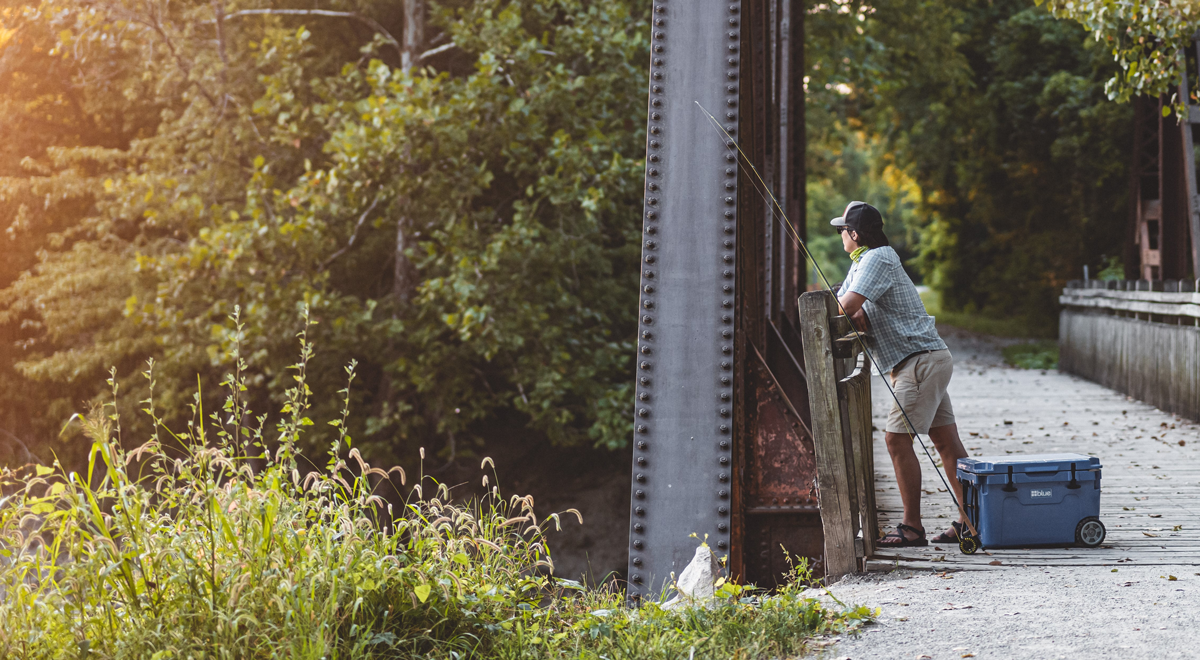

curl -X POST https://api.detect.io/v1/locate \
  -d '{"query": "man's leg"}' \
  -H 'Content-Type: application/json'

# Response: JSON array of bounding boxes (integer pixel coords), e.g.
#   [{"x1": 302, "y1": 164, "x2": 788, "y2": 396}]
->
[
  {"x1": 883, "y1": 431, "x2": 924, "y2": 541},
  {"x1": 928, "y1": 422, "x2": 969, "y2": 532}
]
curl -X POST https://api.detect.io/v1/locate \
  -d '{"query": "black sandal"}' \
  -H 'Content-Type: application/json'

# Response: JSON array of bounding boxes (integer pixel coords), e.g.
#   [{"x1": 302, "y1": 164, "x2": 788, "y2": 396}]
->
[
  {"x1": 878, "y1": 523, "x2": 928, "y2": 547},
  {"x1": 931, "y1": 521, "x2": 963, "y2": 544}
]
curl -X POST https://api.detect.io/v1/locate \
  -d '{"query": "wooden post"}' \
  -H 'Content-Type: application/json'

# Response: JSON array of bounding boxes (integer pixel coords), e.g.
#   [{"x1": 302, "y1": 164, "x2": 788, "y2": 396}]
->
[
  {"x1": 798, "y1": 291, "x2": 857, "y2": 580},
  {"x1": 842, "y1": 361, "x2": 877, "y2": 563}
]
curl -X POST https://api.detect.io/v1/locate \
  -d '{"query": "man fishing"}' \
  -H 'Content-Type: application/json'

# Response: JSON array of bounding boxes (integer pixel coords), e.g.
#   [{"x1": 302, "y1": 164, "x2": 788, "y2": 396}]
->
[{"x1": 831, "y1": 201, "x2": 969, "y2": 547}]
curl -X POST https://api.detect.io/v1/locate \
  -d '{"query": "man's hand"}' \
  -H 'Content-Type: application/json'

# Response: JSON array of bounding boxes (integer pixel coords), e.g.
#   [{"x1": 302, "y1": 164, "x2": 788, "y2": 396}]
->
[
  {"x1": 850, "y1": 307, "x2": 870, "y2": 334},
  {"x1": 838, "y1": 291, "x2": 869, "y2": 334}
]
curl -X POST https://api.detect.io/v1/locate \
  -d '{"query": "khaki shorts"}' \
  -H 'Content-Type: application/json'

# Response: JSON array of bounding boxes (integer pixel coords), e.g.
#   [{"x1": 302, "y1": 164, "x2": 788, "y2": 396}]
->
[{"x1": 886, "y1": 349, "x2": 955, "y2": 435}]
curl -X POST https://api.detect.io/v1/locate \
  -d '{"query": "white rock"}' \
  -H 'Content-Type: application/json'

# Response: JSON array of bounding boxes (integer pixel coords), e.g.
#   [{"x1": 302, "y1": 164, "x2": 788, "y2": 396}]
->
[{"x1": 663, "y1": 544, "x2": 720, "y2": 609}]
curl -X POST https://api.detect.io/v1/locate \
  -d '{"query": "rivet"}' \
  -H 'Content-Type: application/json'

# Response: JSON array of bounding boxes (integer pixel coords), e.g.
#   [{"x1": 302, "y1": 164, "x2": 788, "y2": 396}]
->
[
  {"x1": 634, "y1": 523, "x2": 644, "y2": 532},
  {"x1": 653, "y1": 58, "x2": 663, "y2": 66},
  {"x1": 632, "y1": 574, "x2": 643, "y2": 584},
  {"x1": 632, "y1": 557, "x2": 643, "y2": 566},
  {"x1": 720, "y1": 361, "x2": 731, "y2": 370},
  {"x1": 728, "y1": 31, "x2": 737, "y2": 40},
  {"x1": 726, "y1": 84, "x2": 737, "y2": 93},
  {"x1": 645, "y1": 225, "x2": 656, "y2": 235},
  {"x1": 638, "y1": 407, "x2": 649, "y2": 417},
  {"x1": 652, "y1": 74, "x2": 662, "y2": 83},
  {"x1": 638, "y1": 392, "x2": 650, "y2": 401},
  {"x1": 717, "y1": 540, "x2": 728, "y2": 549},
  {"x1": 724, "y1": 196, "x2": 735, "y2": 205},
  {"x1": 647, "y1": 210, "x2": 658, "y2": 219},
  {"x1": 719, "y1": 424, "x2": 730, "y2": 433},
  {"x1": 654, "y1": 4, "x2": 664, "y2": 12},
  {"x1": 724, "y1": 211, "x2": 734, "y2": 219},
  {"x1": 722, "y1": 314, "x2": 732, "y2": 324},
  {"x1": 644, "y1": 284, "x2": 655, "y2": 293},
  {"x1": 651, "y1": 85, "x2": 662, "y2": 94},
  {"x1": 652, "y1": 98, "x2": 662, "y2": 106},
  {"x1": 719, "y1": 440, "x2": 729, "y2": 449},
  {"x1": 642, "y1": 315, "x2": 652, "y2": 324},
  {"x1": 728, "y1": 44, "x2": 738, "y2": 52},
  {"x1": 726, "y1": 167, "x2": 736, "y2": 176},
  {"x1": 650, "y1": 126, "x2": 661, "y2": 135},
  {"x1": 725, "y1": 153, "x2": 736, "y2": 162},
  {"x1": 647, "y1": 182, "x2": 658, "y2": 191},
  {"x1": 719, "y1": 489, "x2": 729, "y2": 498},
  {"x1": 723, "y1": 284, "x2": 732, "y2": 293},
  {"x1": 644, "y1": 270, "x2": 655, "y2": 278},
  {"x1": 728, "y1": 18, "x2": 738, "y2": 26},
  {"x1": 645, "y1": 254, "x2": 655, "y2": 263},
  {"x1": 724, "y1": 240, "x2": 733, "y2": 249},
  {"x1": 719, "y1": 456, "x2": 729, "y2": 465},
  {"x1": 637, "y1": 456, "x2": 647, "y2": 465},
  {"x1": 725, "y1": 125, "x2": 737, "y2": 134},
  {"x1": 636, "y1": 425, "x2": 648, "y2": 433},
  {"x1": 645, "y1": 239, "x2": 656, "y2": 249},
  {"x1": 643, "y1": 300, "x2": 654, "y2": 309},
  {"x1": 649, "y1": 168, "x2": 659, "y2": 176},
  {"x1": 635, "y1": 489, "x2": 645, "y2": 499},
  {"x1": 636, "y1": 473, "x2": 646, "y2": 482},
  {"x1": 654, "y1": 44, "x2": 663, "y2": 53},
  {"x1": 719, "y1": 407, "x2": 730, "y2": 416},
  {"x1": 729, "y1": 4, "x2": 739, "y2": 13},
  {"x1": 721, "y1": 329, "x2": 732, "y2": 338},
  {"x1": 721, "y1": 346, "x2": 731, "y2": 355},
  {"x1": 633, "y1": 539, "x2": 644, "y2": 549},
  {"x1": 637, "y1": 440, "x2": 647, "y2": 449},
  {"x1": 654, "y1": 18, "x2": 664, "y2": 26},
  {"x1": 725, "y1": 182, "x2": 735, "y2": 190},
  {"x1": 718, "y1": 505, "x2": 728, "y2": 515},
  {"x1": 719, "y1": 472, "x2": 729, "y2": 482},
  {"x1": 635, "y1": 506, "x2": 645, "y2": 515},
  {"x1": 723, "y1": 270, "x2": 733, "y2": 279},
  {"x1": 724, "y1": 225, "x2": 734, "y2": 234},
  {"x1": 723, "y1": 254, "x2": 733, "y2": 264},
  {"x1": 718, "y1": 523, "x2": 728, "y2": 532},
  {"x1": 640, "y1": 345, "x2": 651, "y2": 355},
  {"x1": 727, "y1": 97, "x2": 737, "y2": 107},
  {"x1": 728, "y1": 58, "x2": 738, "y2": 66},
  {"x1": 720, "y1": 392, "x2": 730, "y2": 401},
  {"x1": 726, "y1": 112, "x2": 736, "y2": 120},
  {"x1": 725, "y1": 140, "x2": 734, "y2": 147},
  {"x1": 722, "y1": 300, "x2": 732, "y2": 308},
  {"x1": 639, "y1": 361, "x2": 650, "y2": 370},
  {"x1": 641, "y1": 330, "x2": 652, "y2": 339},
  {"x1": 720, "y1": 376, "x2": 731, "y2": 385},
  {"x1": 654, "y1": 31, "x2": 664, "y2": 40}
]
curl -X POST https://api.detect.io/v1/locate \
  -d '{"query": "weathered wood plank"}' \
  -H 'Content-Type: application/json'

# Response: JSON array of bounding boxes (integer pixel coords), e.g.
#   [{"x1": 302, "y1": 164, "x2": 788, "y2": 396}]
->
[
  {"x1": 1059, "y1": 293, "x2": 1200, "y2": 318},
  {"x1": 833, "y1": 332, "x2": 867, "y2": 359},
  {"x1": 842, "y1": 363, "x2": 877, "y2": 561},
  {"x1": 799, "y1": 291, "x2": 857, "y2": 581}
]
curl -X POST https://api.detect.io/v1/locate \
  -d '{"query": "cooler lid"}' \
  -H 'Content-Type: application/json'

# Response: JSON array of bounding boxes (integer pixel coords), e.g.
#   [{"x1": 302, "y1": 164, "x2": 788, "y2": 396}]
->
[{"x1": 957, "y1": 453, "x2": 1100, "y2": 475}]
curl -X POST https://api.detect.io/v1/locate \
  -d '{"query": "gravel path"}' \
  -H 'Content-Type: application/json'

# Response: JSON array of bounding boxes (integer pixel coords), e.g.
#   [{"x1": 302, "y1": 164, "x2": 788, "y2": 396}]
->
[{"x1": 807, "y1": 325, "x2": 1200, "y2": 659}]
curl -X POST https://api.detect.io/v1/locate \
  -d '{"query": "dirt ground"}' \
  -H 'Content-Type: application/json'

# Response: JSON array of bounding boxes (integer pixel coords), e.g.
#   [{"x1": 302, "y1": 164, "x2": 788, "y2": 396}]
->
[{"x1": 809, "y1": 324, "x2": 1200, "y2": 659}]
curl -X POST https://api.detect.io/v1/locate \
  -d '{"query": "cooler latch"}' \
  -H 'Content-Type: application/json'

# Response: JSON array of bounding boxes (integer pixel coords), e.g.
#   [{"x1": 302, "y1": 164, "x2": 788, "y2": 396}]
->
[{"x1": 1002, "y1": 465, "x2": 1017, "y2": 492}]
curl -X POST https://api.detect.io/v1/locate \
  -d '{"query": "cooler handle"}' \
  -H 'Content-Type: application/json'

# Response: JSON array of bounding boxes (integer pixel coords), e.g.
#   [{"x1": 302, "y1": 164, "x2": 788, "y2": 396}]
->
[{"x1": 1002, "y1": 465, "x2": 1017, "y2": 492}]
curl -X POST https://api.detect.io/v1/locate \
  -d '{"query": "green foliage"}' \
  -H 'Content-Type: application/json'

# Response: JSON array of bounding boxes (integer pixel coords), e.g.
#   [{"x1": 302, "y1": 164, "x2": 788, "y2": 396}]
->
[
  {"x1": 920, "y1": 291, "x2": 1055, "y2": 339},
  {"x1": 856, "y1": 0, "x2": 1132, "y2": 328},
  {"x1": 0, "y1": 321, "x2": 869, "y2": 659},
  {"x1": 1002, "y1": 340, "x2": 1060, "y2": 369},
  {"x1": 1038, "y1": 0, "x2": 1199, "y2": 106},
  {"x1": 0, "y1": 0, "x2": 649, "y2": 465}
]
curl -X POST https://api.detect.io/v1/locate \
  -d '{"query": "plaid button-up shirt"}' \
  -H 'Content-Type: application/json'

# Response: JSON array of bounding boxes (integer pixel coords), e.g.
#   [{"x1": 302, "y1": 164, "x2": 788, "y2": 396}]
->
[{"x1": 841, "y1": 246, "x2": 946, "y2": 373}]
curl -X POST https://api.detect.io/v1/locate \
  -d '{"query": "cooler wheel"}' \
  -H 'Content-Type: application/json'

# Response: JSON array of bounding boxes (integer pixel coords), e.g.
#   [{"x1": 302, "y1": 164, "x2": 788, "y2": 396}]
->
[{"x1": 1075, "y1": 517, "x2": 1106, "y2": 548}]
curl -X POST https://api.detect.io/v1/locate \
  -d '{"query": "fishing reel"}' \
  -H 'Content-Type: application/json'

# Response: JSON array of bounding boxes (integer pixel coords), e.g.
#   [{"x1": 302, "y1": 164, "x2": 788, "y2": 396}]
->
[{"x1": 958, "y1": 528, "x2": 980, "y2": 555}]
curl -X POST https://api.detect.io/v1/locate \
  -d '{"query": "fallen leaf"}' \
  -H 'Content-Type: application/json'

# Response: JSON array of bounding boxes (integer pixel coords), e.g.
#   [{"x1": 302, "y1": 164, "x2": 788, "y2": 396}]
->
[
  {"x1": 989, "y1": 560, "x2": 1003, "y2": 566},
  {"x1": 1111, "y1": 568, "x2": 1118, "y2": 572},
  {"x1": 962, "y1": 655, "x2": 976, "y2": 658},
  {"x1": 1149, "y1": 514, "x2": 1162, "y2": 518},
  {"x1": 942, "y1": 605, "x2": 974, "y2": 611},
  {"x1": 1143, "y1": 532, "x2": 1159, "y2": 537},
  {"x1": 1168, "y1": 575, "x2": 1178, "y2": 581},
  {"x1": 1173, "y1": 525, "x2": 1183, "y2": 531}
]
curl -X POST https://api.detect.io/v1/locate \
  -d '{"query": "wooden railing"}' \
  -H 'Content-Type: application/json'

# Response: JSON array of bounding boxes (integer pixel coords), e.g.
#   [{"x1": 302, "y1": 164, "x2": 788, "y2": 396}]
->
[
  {"x1": 797, "y1": 290, "x2": 878, "y2": 581},
  {"x1": 1059, "y1": 280, "x2": 1200, "y2": 422}
]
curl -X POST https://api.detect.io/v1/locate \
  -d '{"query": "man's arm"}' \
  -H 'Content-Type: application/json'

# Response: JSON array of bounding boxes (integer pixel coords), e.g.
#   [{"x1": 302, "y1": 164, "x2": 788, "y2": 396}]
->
[{"x1": 838, "y1": 291, "x2": 870, "y2": 333}]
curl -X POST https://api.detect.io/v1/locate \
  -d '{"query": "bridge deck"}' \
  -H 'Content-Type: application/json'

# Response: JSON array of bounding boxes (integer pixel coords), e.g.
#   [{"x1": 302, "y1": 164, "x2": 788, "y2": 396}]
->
[{"x1": 865, "y1": 326, "x2": 1200, "y2": 571}]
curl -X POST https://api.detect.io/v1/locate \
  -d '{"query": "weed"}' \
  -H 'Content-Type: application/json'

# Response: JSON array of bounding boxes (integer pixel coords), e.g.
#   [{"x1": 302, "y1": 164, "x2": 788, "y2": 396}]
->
[
  {"x1": 0, "y1": 308, "x2": 869, "y2": 659},
  {"x1": 1002, "y1": 340, "x2": 1060, "y2": 370}
]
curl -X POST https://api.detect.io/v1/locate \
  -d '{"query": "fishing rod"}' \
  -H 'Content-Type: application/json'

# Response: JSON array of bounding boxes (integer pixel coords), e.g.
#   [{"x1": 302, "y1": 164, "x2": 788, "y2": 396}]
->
[{"x1": 695, "y1": 102, "x2": 981, "y2": 546}]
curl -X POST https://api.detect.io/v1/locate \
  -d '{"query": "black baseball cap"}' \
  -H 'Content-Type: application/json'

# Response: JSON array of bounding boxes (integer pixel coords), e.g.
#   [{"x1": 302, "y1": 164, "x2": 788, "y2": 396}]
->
[{"x1": 830, "y1": 201, "x2": 884, "y2": 233}]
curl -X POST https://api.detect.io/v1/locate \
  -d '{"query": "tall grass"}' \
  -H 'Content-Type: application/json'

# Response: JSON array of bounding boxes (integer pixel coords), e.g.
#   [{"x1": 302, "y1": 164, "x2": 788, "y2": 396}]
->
[{"x1": 0, "y1": 309, "x2": 871, "y2": 659}]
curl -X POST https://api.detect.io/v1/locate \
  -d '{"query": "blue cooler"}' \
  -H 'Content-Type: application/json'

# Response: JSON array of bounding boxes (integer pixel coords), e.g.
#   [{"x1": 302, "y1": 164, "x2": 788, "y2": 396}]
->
[{"x1": 956, "y1": 453, "x2": 1105, "y2": 548}]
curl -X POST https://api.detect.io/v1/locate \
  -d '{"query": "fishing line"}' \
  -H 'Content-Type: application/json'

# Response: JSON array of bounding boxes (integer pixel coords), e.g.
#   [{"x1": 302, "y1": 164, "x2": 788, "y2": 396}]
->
[{"x1": 694, "y1": 102, "x2": 978, "y2": 539}]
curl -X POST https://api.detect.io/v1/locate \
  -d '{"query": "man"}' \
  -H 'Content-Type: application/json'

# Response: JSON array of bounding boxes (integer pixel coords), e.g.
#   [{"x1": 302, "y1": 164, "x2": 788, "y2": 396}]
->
[{"x1": 831, "y1": 201, "x2": 968, "y2": 547}]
